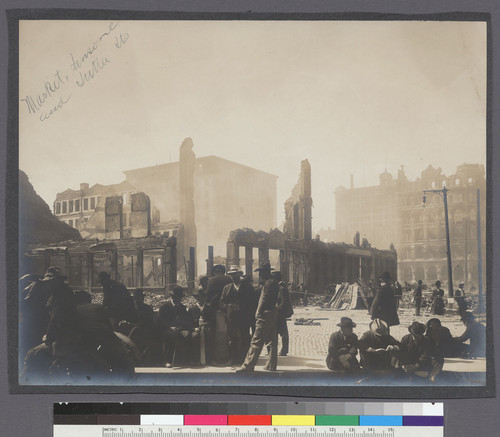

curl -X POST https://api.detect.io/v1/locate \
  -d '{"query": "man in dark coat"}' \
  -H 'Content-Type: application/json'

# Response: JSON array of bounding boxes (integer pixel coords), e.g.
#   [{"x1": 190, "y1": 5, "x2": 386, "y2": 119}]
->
[
  {"x1": 274, "y1": 272, "x2": 293, "y2": 356},
  {"x1": 205, "y1": 264, "x2": 232, "y2": 308},
  {"x1": 358, "y1": 318, "x2": 400, "y2": 371},
  {"x1": 236, "y1": 262, "x2": 280, "y2": 373},
  {"x1": 220, "y1": 266, "x2": 256, "y2": 365},
  {"x1": 425, "y1": 318, "x2": 461, "y2": 358},
  {"x1": 326, "y1": 317, "x2": 360, "y2": 372},
  {"x1": 158, "y1": 286, "x2": 199, "y2": 367},
  {"x1": 413, "y1": 280, "x2": 423, "y2": 316},
  {"x1": 454, "y1": 312, "x2": 486, "y2": 357},
  {"x1": 370, "y1": 271, "x2": 399, "y2": 327},
  {"x1": 99, "y1": 272, "x2": 137, "y2": 329},
  {"x1": 430, "y1": 280, "x2": 446, "y2": 316},
  {"x1": 398, "y1": 321, "x2": 444, "y2": 382}
]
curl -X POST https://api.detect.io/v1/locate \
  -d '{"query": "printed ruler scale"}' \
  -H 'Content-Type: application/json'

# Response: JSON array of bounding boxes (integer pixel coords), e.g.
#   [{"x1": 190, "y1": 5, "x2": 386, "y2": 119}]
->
[{"x1": 53, "y1": 403, "x2": 443, "y2": 437}]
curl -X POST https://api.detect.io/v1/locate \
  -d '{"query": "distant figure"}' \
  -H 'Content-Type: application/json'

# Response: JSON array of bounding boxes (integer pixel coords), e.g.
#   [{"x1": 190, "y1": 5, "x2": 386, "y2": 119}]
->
[
  {"x1": 326, "y1": 317, "x2": 360, "y2": 373},
  {"x1": 358, "y1": 318, "x2": 400, "y2": 371},
  {"x1": 393, "y1": 281, "x2": 403, "y2": 310},
  {"x1": 99, "y1": 272, "x2": 137, "y2": 329},
  {"x1": 299, "y1": 282, "x2": 308, "y2": 306},
  {"x1": 454, "y1": 283, "x2": 467, "y2": 316},
  {"x1": 398, "y1": 322, "x2": 444, "y2": 383},
  {"x1": 430, "y1": 280, "x2": 445, "y2": 316},
  {"x1": 236, "y1": 262, "x2": 279, "y2": 373},
  {"x1": 370, "y1": 271, "x2": 399, "y2": 326},
  {"x1": 454, "y1": 312, "x2": 486, "y2": 358},
  {"x1": 413, "y1": 280, "x2": 423, "y2": 316}
]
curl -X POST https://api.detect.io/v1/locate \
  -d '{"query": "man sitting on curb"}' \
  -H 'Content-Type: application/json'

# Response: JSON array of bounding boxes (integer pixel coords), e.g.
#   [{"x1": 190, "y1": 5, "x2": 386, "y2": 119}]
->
[{"x1": 326, "y1": 317, "x2": 360, "y2": 373}]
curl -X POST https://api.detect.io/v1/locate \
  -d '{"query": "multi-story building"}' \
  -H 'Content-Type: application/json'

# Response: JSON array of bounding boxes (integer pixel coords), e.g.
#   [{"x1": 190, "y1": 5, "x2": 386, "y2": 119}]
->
[{"x1": 335, "y1": 164, "x2": 486, "y2": 287}]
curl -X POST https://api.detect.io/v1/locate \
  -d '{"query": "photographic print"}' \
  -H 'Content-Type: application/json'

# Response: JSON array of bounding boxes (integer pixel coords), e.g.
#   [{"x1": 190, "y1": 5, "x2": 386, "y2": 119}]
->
[{"x1": 10, "y1": 12, "x2": 492, "y2": 395}]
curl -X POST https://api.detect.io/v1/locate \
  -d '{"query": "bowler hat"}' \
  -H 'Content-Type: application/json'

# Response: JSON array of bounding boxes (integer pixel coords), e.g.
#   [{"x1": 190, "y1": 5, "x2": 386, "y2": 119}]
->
[
  {"x1": 409, "y1": 321, "x2": 426, "y2": 336},
  {"x1": 227, "y1": 265, "x2": 243, "y2": 275},
  {"x1": 40, "y1": 266, "x2": 66, "y2": 282},
  {"x1": 170, "y1": 286, "x2": 185, "y2": 297},
  {"x1": 212, "y1": 264, "x2": 226, "y2": 274},
  {"x1": 254, "y1": 261, "x2": 274, "y2": 272},
  {"x1": 337, "y1": 317, "x2": 356, "y2": 328},
  {"x1": 370, "y1": 318, "x2": 389, "y2": 336}
]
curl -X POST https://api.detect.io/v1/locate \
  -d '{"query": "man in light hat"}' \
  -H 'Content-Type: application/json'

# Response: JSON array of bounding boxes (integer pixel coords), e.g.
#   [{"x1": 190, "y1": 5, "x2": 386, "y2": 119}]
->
[
  {"x1": 358, "y1": 318, "x2": 400, "y2": 371},
  {"x1": 370, "y1": 271, "x2": 399, "y2": 327},
  {"x1": 236, "y1": 262, "x2": 280, "y2": 373},
  {"x1": 326, "y1": 317, "x2": 360, "y2": 372},
  {"x1": 398, "y1": 321, "x2": 444, "y2": 382},
  {"x1": 158, "y1": 286, "x2": 198, "y2": 367},
  {"x1": 454, "y1": 311, "x2": 486, "y2": 357},
  {"x1": 454, "y1": 283, "x2": 467, "y2": 316},
  {"x1": 220, "y1": 266, "x2": 256, "y2": 365}
]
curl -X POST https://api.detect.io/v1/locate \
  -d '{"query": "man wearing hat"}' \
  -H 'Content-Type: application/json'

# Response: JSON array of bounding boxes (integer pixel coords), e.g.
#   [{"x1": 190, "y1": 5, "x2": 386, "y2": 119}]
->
[
  {"x1": 158, "y1": 286, "x2": 199, "y2": 367},
  {"x1": 206, "y1": 265, "x2": 232, "y2": 308},
  {"x1": 413, "y1": 280, "x2": 424, "y2": 316},
  {"x1": 370, "y1": 271, "x2": 400, "y2": 327},
  {"x1": 220, "y1": 266, "x2": 257, "y2": 365},
  {"x1": 454, "y1": 283, "x2": 467, "y2": 316},
  {"x1": 358, "y1": 318, "x2": 400, "y2": 371},
  {"x1": 236, "y1": 262, "x2": 280, "y2": 373},
  {"x1": 454, "y1": 312, "x2": 486, "y2": 357},
  {"x1": 430, "y1": 280, "x2": 445, "y2": 315},
  {"x1": 326, "y1": 317, "x2": 360, "y2": 372},
  {"x1": 99, "y1": 271, "x2": 137, "y2": 330},
  {"x1": 398, "y1": 322, "x2": 444, "y2": 382}
]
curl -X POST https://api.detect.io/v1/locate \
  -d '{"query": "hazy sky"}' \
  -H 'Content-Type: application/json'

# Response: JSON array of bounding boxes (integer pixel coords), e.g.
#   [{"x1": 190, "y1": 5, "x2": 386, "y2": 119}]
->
[{"x1": 19, "y1": 20, "x2": 486, "y2": 231}]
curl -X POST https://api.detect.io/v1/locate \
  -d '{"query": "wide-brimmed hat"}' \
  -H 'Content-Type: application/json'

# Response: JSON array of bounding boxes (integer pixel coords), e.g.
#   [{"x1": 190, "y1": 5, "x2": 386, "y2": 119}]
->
[
  {"x1": 169, "y1": 286, "x2": 186, "y2": 297},
  {"x1": 227, "y1": 265, "x2": 243, "y2": 275},
  {"x1": 212, "y1": 264, "x2": 226, "y2": 274},
  {"x1": 460, "y1": 312, "x2": 476, "y2": 322},
  {"x1": 370, "y1": 318, "x2": 389, "y2": 336},
  {"x1": 40, "y1": 266, "x2": 66, "y2": 282},
  {"x1": 254, "y1": 261, "x2": 274, "y2": 272},
  {"x1": 408, "y1": 321, "x2": 426, "y2": 336},
  {"x1": 458, "y1": 283, "x2": 465, "y2": 287},
  {"x1": 337, "y1": 317, "x2": 356, "y2": 328}
]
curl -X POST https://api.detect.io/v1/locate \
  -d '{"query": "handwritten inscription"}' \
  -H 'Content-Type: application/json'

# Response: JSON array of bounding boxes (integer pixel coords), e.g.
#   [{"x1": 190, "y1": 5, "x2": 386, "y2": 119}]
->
[{"x1": 21, "y1": 22, "x2": 129, "y2": 122}]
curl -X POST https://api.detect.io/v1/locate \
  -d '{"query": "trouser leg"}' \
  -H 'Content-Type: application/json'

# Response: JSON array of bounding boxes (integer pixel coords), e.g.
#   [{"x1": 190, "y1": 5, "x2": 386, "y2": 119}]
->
[
  {"x1": 242, "y1": 317, "x2": 268, "y2": 369},
  {"x1": 265, "y1": 311, "x2": 278, "y2": 370}
]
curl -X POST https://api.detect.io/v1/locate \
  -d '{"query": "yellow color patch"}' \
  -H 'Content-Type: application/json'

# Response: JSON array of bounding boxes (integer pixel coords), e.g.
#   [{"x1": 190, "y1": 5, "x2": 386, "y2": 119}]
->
[{"x1": 272, "y1": 415, "x2": 316, "y2": 426}]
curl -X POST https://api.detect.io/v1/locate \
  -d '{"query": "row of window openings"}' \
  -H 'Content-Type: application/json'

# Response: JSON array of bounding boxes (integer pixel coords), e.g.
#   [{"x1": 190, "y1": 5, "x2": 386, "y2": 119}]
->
[{"x1": 55, "y1": 196, "x2": 101, "y2": 215}]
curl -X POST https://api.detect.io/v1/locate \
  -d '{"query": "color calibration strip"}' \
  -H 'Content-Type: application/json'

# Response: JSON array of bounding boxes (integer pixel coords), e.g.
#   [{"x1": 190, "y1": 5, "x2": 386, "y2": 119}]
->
[{"x1": 53, "y1": 402, "x2": 443, "y2": 427}]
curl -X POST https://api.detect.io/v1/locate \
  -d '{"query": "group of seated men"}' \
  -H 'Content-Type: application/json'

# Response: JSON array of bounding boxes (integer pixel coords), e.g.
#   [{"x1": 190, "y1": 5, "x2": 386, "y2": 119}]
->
[{"x1": 326, "y1": 313, "x2": 486, "y2": 382}]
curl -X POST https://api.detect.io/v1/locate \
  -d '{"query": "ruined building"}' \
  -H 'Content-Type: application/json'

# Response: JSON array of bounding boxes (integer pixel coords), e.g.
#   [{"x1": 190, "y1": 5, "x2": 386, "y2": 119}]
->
[
  {"x1": 335, "y1": 164, "x2": 486, "y2": 285},
  {"x1": 227, "y1": 161, "x2": 397, "y2": 292}
]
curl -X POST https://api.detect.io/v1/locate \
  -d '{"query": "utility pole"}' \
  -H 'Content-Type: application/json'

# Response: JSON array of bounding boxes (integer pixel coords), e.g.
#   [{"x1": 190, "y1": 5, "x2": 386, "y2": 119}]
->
[{"x1": 423, "y1": 186, "x2": 454, "y2": 297}]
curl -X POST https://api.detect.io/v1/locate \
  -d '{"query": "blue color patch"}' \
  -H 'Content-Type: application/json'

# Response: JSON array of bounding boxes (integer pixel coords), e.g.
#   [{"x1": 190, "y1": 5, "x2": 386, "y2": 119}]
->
[{"x1": 359, "y1": 416, "x2": 403, "y2": 426}]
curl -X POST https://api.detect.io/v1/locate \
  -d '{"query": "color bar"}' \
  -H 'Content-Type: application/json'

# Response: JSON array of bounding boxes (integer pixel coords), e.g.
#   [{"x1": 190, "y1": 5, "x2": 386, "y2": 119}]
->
[
  {"x1": 140, "y1": 415, "x2": 184, "y2": 425},
  {"x1": 272, "y1": 415, "x2": 315, "y2": 426},
  {"x1": 403, "y1": 416, "x2": 444, "y2": 427},
  {"x1": 315, "y1": 415, "x2": 359, "y2": 426},
  {"x1": 359, "y1": 416, "x2": 403, "y2": 426},
  {"x1": 228, "y1": 415, "x2": 272, "y2": 426},
  {"x1": 184, "y1": 415, "x2": 227, "y2": 426},
  {"x1": 96, "y1": 415, "x2": 140, "y2": 425}
]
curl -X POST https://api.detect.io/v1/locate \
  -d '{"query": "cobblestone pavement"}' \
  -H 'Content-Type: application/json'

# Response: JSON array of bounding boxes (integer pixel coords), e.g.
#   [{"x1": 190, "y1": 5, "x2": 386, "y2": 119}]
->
[{"x1": 285, "y1": 306, "x2": 472, "y2": 358}]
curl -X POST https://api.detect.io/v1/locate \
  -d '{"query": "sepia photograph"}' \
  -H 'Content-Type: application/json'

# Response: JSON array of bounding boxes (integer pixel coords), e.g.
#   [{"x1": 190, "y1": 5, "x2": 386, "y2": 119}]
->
[{"x1": 11, "y1": 12, "x2": 491, "y2": 395}]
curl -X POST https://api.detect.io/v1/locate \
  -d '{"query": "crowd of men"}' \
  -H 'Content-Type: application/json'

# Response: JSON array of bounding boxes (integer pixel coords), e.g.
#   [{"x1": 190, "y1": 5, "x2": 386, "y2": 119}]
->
[
  {"x1": 326, "y1": 272, "x2": 486, "y2": 382},
  {"x1": 19, "y1": 265, "x2": 484, "y2": 381}
]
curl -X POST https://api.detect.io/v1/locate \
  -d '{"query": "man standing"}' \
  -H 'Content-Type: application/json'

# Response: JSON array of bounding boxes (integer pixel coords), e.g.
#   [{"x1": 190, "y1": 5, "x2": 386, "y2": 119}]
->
[
  {"x1": 454, "y1": 283, "x2": 467, "y2": 316},
  {"x1": 370, "y1": 271, "x2": 399, "y2": 327},
  {"x1": 326, "y1": 317, "x2": 360, "y2": 373},
  {"x1": 275, "y1": 272, "x2": 293, "y2": 356},
  {"x1": 236, "y1": 262, "x2": 280, "y2": 373},
  {"x1": 413, "y1": 280, "x2": 423, "y2": 316},
  {"x1": 220, "y1": 266, "x2": 256, "y2": 365},
  {"x1": 430, "y1": 280, "x2": 446, "y2": 316}
]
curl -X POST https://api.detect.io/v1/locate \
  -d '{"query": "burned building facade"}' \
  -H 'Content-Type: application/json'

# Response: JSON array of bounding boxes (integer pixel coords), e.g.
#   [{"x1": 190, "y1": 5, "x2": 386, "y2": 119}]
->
[
  {"x1": 335, "y1": 164, "x2": 486, "y2": 285},
  {"x1": 227, "y1": 160, "x2": 397, "y2": 292}
]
